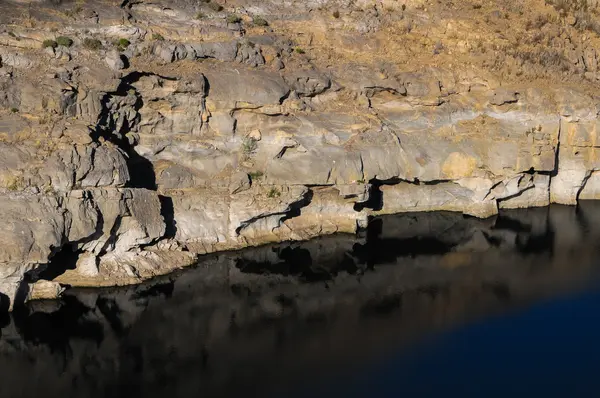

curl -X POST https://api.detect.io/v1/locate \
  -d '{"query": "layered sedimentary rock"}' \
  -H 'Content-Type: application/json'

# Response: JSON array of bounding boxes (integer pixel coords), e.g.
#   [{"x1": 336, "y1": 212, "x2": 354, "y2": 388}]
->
[{"x1": 2, "y1": 0, "x2": 600, "y2": 308}]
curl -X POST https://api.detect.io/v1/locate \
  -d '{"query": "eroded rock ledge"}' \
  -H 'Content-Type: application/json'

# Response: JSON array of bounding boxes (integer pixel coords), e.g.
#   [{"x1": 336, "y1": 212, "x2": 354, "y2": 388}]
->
[{"x1": 2, "y1": 0, "x2": 600, "y2": 309}]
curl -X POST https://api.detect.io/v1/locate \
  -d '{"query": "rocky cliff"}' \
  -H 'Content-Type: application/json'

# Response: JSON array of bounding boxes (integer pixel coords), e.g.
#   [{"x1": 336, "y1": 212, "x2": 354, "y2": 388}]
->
[{"x1": 2, "y1": 0, "x2": 600, "y2": 309}]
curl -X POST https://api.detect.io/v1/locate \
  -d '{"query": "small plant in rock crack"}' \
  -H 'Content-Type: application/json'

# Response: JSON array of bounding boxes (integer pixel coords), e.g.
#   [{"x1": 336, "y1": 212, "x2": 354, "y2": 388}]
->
[
  {"x1": 267, "y1": 187, "x2": 281, "y2": 198},
  {"x1": 56, "y1": 36, "x2": 74, "y2": 47},
  {"x1": 252, "y1": 16, "x2": 268, "y2": 26},
  {"x1": 83, "y1": 38, "x2": 103, "y2": 50},
  {"x1": 114, "y1": 38, "x2": 131, "y2": 51},
  {"x1": 226, "y1": 14, "x2": 242, "y2": 24},
  {"x1": 6, "y1": 175, "x2": 24, "y2": 191},
  {"x1": 152, "y1": 33, "x2": 165, "y2": 41},
  {"x1": 248, "y1": 171, "x2": 264, "y2": 180},
  {"x1": 42, "y1": 39, "x2": 58, "y2": 49},
  {"x1": 241, "y1": 137, "x2": 258, "y2": 158}
]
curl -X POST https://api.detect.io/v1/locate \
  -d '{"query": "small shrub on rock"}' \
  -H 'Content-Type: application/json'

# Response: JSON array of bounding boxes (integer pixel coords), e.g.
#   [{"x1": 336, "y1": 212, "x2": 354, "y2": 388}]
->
[
  {"x1": 253, "y1": 16, "x2": 268, "y2": 26},
  {"x1": 332, "y1": 10, "x2": 340, "y2": 18},
  {"x1": 42, "y1": 39, "x2": 58, "y2": 49},
  {"x1": 294, "y1": 47, "x2": 306, "y2": 54},
  {"x1": 242, "y1": 137, "x2": 258, "y2": 156},
  {"x1": 56, "y1": 36, "x2": 73, "y2": 47},
  {"x1": 83, "y1": 38, "x2": 103, "y2": 50},
  {"x1": 6, "y1": 175, "x2": 23, "y2": 191},
  {"x1": 267, "y1": 187, "x2": 281, "y2": 198},
  {"x1": 226, "y1": 14, "x2": 241, "y2": 23},
  {"x1": 196, "y1": 12, "x2": 206, "y2": 19},
  {"x1": 115, "y1": 38, "x2": 130, "y2": 51},
  {"x1": 248, "y1": 171, "x2": 264, "y2": 180},
  {"x1": 152, "y1": 33, "x2": 165, "y2": 41}
]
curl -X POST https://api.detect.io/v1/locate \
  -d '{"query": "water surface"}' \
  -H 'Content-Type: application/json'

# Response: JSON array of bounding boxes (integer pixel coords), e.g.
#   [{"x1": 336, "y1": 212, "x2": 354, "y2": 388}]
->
[{"x1": 2, "y1": 204, "x2": 600, "y2": 398}]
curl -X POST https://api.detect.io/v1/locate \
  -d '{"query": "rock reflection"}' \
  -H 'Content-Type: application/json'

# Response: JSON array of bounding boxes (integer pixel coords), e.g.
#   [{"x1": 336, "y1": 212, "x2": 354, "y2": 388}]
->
[{"x1": 2, "y1": 204, "x2": 600, "y2": 398}]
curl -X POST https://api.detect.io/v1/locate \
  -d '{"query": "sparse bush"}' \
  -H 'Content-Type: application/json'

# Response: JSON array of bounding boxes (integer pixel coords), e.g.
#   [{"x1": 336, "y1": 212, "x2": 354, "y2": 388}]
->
[
  {"x1": 115, "y1": 38, "x2": 130, "y2": 51},
  {"x1": 526, "y1": 14, "x2": 549, "y2": 31},
  {"x1": 547, "y1": 0, "x2": 589, "y2": 15},
  {"x1": 512, "y1": 48, "x2": 570, "y2": 71},
  {"x1": 248, "y1": 171, "x2": 264, "y2": 180},
  {"x1": 208, "y1": 2, "x2": 223, "y2": 12},
  {"x1": 196, "y1": 11, "x2": 206, "y2": 19},
  {"x1": 8, "y1": 31, "x2": 16, "y2": 38},
  {"x1": 56, "y1": 36, "x2": 73, "y2": 47},
  {"x1": 83, "y1": 38, "x2": 103, "y2": 50},
  {"x1": 227, "y1": 14, "x2": 242, "y2": 23},
  {"x1": 152, "y1": 33, "x2": 165, "y2": 41},
  {"x1": 253, "y1": 16, "x2": 268, "y2": 26},
  {"x1": 10, "y1": 107, "x2": 18, "y2": 113},
  {"x1": 294, "y1": 47, "x2": 305, "y2": 54},
  {"x1": 241, "y1": 137, "x2": 258, "y2": 156},
  {"x1": 6, "y1": 175, "x2": 24, "y2": 191},
  {"x1": 546, "y1": 0, "x2": 600, "y2": 35},
  {"x1": 42, "y1": 39, "x2": 58, "y2": 49},
  {"x1": 574, "y1": 11, "x2": 600, "y2": 35},
  {"x1": 267, "y1": 187, "x2": 281, "y2": 198},
  {"x1": 63, "y1": 4, "x2": 83, "y2": 18},
  {"x1": 332, "y1": 10, "x2": 340, "y2": 18}
]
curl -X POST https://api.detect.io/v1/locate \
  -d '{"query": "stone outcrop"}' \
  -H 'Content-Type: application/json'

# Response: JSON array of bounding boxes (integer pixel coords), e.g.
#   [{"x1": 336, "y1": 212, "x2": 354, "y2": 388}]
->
[{"x1": 2, "y1": 0, "x2": 600, "y2": 308}]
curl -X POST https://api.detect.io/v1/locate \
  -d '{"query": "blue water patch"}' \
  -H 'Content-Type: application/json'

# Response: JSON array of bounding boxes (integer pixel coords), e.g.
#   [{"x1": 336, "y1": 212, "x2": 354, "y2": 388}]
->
[{"x1": 305, "y1": 286, "x2": 600, "y2": 398}]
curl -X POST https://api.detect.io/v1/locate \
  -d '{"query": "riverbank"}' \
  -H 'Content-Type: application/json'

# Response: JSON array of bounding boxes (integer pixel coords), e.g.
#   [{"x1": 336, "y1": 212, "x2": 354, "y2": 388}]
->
[{"x1": 3, "y1": 204, "x2": 600, "y2": 397}]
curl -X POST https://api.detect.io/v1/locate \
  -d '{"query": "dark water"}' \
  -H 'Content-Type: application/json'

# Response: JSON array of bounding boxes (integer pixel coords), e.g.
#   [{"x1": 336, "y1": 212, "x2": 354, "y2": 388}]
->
[{"x1": 2, "y1": 203, "x2": 600, "y2": 397}]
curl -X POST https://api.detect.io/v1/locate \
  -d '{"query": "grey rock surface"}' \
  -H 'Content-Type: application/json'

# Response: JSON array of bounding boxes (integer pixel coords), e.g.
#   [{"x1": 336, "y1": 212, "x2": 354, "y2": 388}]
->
[{"x1": 2, "y1": 0, "x2": 600, "y2": 308}]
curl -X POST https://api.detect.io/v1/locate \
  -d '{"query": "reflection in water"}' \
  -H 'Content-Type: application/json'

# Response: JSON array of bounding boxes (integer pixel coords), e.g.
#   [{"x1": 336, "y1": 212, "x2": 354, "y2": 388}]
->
[{"x1": 2, "y1": 204, "x2": 600, "y2": 397}]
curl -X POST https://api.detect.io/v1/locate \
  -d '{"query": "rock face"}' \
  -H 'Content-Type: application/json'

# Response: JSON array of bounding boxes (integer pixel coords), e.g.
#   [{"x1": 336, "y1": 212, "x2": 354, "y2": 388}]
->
[{"x1": 2, "y1": 0, "x2": 600, "y2": 308}]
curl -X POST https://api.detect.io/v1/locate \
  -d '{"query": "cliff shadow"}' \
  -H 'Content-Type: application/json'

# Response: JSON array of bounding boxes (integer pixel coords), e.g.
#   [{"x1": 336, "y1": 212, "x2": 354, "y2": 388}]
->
[
  {"x1": 159, "y1": 195, "x2": 177, "y2": 239},
  {"x1": 93, "y1": 77, "x2": 158, "y2": 191},
  {"x1": 353, "y1": 179, "x2": 385, "y2": 212},
  {"x1": 0, "y1": 292, "x2": 9, "y2": 315},
  {"x1": 127, "y1": 151, "x2": 157, "y2": 190},
  {"x1": 37, "y1": 246, "x2": 81, "y2": 281}
]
